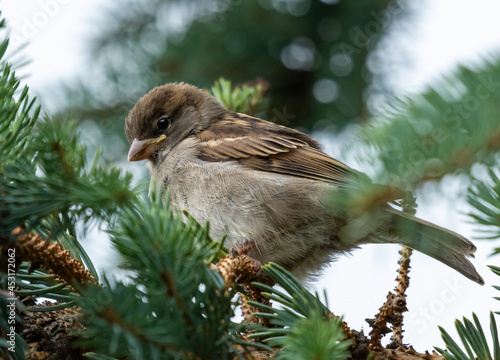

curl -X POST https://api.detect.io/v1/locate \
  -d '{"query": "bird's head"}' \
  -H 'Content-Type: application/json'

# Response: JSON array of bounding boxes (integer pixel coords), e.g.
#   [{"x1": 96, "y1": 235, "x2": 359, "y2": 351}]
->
[{"x1": 125, "y1": 82, "x2": 226, "y2": 162}]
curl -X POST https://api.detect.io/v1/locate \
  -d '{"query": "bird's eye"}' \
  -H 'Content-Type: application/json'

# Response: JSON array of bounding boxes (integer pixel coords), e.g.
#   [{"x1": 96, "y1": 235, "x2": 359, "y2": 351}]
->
[{"x1": 157, "y1": 117, "x2": 171, "y2": 130}]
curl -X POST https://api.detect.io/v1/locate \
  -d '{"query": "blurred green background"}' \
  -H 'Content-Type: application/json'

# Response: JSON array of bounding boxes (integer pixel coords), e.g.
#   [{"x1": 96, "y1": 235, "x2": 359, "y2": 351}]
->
[{"x1": 54, "y1": 0, "x2": 409, "y2": 162}]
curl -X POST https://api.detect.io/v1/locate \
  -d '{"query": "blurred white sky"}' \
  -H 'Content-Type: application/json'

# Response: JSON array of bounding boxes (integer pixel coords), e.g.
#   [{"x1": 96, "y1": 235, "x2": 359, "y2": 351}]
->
[{"x1": 2, "y1": 0, "x2": 500, "y2": 352}]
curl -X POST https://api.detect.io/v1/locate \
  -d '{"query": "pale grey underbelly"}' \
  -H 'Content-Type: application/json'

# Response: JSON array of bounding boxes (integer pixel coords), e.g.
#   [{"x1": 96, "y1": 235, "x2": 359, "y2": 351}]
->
[{"x1": 153, "y1": 159, "x2": 350, "y2": 279}]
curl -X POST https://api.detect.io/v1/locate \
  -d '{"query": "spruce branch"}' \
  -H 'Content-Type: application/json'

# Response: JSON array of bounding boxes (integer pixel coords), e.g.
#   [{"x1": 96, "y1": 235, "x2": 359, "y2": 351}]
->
[
  {"x1": 159, "y1": 270, "x2": 192, "y2": 329},
  {"x1": 360, "y1": 62, "x2": 500, "y2": 189},
  {"x1": 435, "y1": 312, "x2": 499, "y2": 360},
  {"x1": 209, "y1": 77, "x2": 269, "y2": 116},
  {"x1": 248, "y1": 263, "x2": 353, "y2": 358},
  {"x1": 95, "y1": 301, "x2": 189, "y2": 358},
  {"x1": 468, "y1": 168, "x2": 500, "y2": 242},
  {"x1": 246, "y1": 263, "x2": 448, "y2": 359},
  {"x1": 2, "y1": 114, "x2": 140, "y2": 237},
  {"x1": 246, "y1": 264, "x2": 442, "y2": 359},
  {"x1": 368, "y1": 291, "x2": 408, "y2": 350},
  {"x1": 21, "y1": 302, "x2": 85, "y2": 360},
  {"x1": 392, "y1": 246, "x2": 413, "y2": 347},
  {"x1": 432, "y1": 265, "x2": 500, "y2": 360},
  {"x1": 6, "y1": 227, "x2": 95, "y2": 289},
  {"x1": 76, "y1": 194, "x2": 240, "y2": 359},
  {"x1": 369, "y1": 193, "x2": 415, "y2": 350}
]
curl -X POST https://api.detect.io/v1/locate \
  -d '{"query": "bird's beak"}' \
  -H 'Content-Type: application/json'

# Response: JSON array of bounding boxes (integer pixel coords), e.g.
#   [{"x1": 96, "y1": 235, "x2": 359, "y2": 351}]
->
[{"x1": 128, "y1": 135, "x2": 167, "y2": 162}]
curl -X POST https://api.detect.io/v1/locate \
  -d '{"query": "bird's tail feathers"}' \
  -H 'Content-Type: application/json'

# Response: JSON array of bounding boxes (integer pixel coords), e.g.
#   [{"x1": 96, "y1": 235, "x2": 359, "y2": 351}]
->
[{"x1": 359, "y1": 208, "x2": 484, "y2": 285}]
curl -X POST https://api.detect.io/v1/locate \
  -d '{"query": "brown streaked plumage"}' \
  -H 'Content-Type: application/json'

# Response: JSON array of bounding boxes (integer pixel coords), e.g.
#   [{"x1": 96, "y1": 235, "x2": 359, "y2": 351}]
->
[
  {"x1": 195, "y1": 113, "x2": 365, "y2": 184},
  {"x1": 125, "y1": 82, "x2": 484, "y2": 285}
]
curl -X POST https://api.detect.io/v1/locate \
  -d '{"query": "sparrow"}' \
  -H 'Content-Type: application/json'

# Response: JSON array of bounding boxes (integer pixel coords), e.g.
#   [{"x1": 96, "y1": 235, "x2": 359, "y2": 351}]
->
[{"x1": 125, "y1": 82, "x2": 484, "y2": 285}]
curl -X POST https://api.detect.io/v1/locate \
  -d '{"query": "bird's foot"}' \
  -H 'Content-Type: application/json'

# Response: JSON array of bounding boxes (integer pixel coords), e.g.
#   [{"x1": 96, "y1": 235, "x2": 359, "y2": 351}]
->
[{"x1": 231, "y1": 240, "x2": 256, "y2": 256}]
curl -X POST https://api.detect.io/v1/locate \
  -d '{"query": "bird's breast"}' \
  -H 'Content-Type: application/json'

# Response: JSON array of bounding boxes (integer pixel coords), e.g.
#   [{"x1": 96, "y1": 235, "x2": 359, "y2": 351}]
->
[{"x1": 150, "y1": 137, "x2": 349, "y2": 279}]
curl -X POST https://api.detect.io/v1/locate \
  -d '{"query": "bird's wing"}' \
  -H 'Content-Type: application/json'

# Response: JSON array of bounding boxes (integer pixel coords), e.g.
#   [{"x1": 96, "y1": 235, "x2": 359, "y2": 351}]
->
[{"x1": 195, "y1": 113, "x2": 366, "y2": 185}]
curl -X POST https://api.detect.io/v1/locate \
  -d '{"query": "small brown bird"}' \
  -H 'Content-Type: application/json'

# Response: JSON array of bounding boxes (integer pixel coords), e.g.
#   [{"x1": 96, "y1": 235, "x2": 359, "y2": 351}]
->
[{"x1": 125, "y1": 82, "x2": 483, "y2": 284}]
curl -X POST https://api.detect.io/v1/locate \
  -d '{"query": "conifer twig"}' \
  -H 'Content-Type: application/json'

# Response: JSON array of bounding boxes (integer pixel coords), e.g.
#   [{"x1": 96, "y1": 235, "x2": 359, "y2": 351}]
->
[
  {"x1": 368, "y1": 291, "x2": 405, "y2": 349},
  {"x1": 7, "y1": 227, "x2": 95, "y2": 288},
  {"x1": 369, "y1": 192, "x2": 416, "y2": 349},
  {"x1": 390, "y1": 192, "x2": 416, "y2": 347},
  {"x1": 329, "y1": 312, "x2": 357, "y2": 347},
  {"x1": 391, "y1": 245, "x2": 412, "y2": 347}
]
